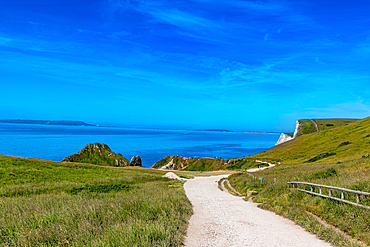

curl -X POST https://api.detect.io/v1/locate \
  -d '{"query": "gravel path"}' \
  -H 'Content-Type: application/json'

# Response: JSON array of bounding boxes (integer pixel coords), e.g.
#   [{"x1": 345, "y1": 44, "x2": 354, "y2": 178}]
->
[{"x1": 183, "y1": 175, "x2": 332, "y2": 247}]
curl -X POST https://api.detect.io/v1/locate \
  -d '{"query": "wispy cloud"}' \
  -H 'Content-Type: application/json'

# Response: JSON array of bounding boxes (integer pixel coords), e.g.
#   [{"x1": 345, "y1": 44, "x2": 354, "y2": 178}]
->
[
  {"x1": 315, "y1": 56, "x2": 327, "y2": 65},
  {"x1": 306, "y1": 100, "x2": 370, "y2": 116},
  {"x1": 192, "y1": 0, "x2": 287, "y2": 12},
  {"x1": 146, "y1": 8, "x2": 215, "y2": 29},
  {"x1": 217, "y1": 58, "x2": 312, "y2": 89}
]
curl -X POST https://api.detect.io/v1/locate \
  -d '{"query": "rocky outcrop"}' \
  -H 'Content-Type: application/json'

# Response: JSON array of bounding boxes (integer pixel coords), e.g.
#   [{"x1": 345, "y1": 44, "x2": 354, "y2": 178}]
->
[
  {"x1": 161, "y1": 158, "x2": 176, "y2": 170},
  {"x1": 130, "y1": 155, "x2": 142, "y2": 166},
  {"x1": 62, "y1": 142, "x2": 130, "y2": 167},
  {"x1": 152, "y1": 155, "x2": 232, "y2": 171}
]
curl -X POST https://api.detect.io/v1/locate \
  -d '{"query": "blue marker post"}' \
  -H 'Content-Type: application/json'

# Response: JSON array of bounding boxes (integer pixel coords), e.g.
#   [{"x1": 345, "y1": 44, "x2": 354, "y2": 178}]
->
[{"x1": 259, "y1": 177, "x2": 263, "y2": 184}]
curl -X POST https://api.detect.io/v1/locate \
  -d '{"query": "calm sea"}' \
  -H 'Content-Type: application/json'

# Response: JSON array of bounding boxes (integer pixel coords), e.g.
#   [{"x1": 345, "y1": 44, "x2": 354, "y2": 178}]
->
[{"x1": 0, "y1": 123, "x2": 280, "y2": 167}]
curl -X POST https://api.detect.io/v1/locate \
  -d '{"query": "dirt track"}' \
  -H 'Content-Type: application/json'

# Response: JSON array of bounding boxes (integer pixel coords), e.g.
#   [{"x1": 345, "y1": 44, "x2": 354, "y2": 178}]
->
[{"x1": 183, "y1": 175, "x2": 332, "y2": 247}]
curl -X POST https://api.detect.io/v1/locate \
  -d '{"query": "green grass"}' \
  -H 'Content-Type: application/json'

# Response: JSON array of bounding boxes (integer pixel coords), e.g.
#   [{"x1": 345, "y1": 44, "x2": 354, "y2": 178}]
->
[
  {"x1": 152, "y1": 155, "x2": 230, "y2": 171},
  {"x1": 252, "y1": 116, "x2": 370, "y2": 165},
  {"x1": 0, "y1": 155, "x2": 192, "y2": 246},
  {"x1": 224, "y1": 158, "x2": 260, "y2": 170},
  {"x1": 225, "y1": 117, "x2": 370, "y2": 246},
  {"x1": 295, "y1": 119, "x2": 359, "y2": 137},
  {"x1": 62, "y1": 143, "x2": 130, "y2": 167},
  {"x1": 152, "y1": 155, "x2": 280, "y2": 171},
  {"x1": 315, "y1": 118, "x2": 359, "y2": 131},
  {"x1": 296, "y1": 119, "x2": 317, "y2": 136},
  {"x1": 228, "y1": 160, "x2": 370, "y2": 246}
]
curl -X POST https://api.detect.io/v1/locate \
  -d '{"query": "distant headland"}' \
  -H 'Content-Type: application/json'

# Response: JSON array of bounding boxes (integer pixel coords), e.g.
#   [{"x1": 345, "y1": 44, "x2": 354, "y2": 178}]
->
[
  {"x1": 123, "y1": 127, "x2": 280, "y2": 134},
  {"x1": 0, "y1": 119, "x2": 98, "y2": 127},
  {"x1": 0, "y1": 119, "x2": 280, "y2": 134}
]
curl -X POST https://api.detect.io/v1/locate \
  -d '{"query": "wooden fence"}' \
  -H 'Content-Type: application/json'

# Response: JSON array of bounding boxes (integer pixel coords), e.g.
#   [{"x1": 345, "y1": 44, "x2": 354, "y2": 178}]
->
[{"x1": 288, "y1": 181, "x2": 370, "y2": 210}]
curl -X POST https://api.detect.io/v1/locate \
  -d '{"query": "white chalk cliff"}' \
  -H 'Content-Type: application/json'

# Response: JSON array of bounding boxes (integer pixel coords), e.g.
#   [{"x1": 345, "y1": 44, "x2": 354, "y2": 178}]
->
[
  {"x1": 293, "y1": 120, "x2": 300, "y2": 138},
  {"x1": 275, "y1": 120, "x2": 301, "y2": 146},
  {"x1": 275, "y1": 133, "x2": 293, "y2": 145}
]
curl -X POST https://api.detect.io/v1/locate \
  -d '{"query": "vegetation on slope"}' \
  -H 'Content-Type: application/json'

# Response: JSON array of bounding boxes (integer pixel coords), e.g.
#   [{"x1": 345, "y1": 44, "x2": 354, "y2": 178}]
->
[
  {"x1": 315, "y1": 118, "x2": 359, "y2": 131},
  {"x1": 228, "y1": 160, "x2": 370, "y2": 246},
  {"x1": 253, "y1": 117, "x2": 370, "y2": 165},
  {"x1": 296, "y1": 119, "x2": 318, "y2": 136},
  {"x1": 0, "y1": 155, "x2": 192, "y2": 246},
  {"x1": 294, "y1": 118, "x2": 359, "y2": 137},
  {"x1": 152, "y1": 155, "x2": 228, "y2": 171},
  {"x1": 153, "y1": 118, "x2": 361, "y2": 172},
  {"x1": 62, "y1": 142, "x2": 130, "y2": 167},
  {"x1": 227, "y1": 117, "x2": 370, "y2": 246},
  {"x1": 152, "y1": 155, "x2": 278, "y2": 171}
]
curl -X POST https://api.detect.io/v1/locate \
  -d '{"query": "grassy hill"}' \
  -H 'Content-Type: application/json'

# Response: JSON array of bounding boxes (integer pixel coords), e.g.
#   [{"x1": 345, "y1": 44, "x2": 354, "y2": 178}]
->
[
  {"x1": 254, "y1": 117, "x2": 369, "y2": 164},
  {"x1": 152, "y1": 155, "x2": 277, "y2": 171},
  {"x1": 315, "y1": 118, "x2": 359, "y2": 131},
  {"x1": 152, "y1": 155, "x2": 229, "y2": 171},
  {"x1": 62, "y1": 142, "x2": 130, "y2": 167},
  {"x1": 0, "y1": 154, "x2": 192, "y2": 246},
  {"x1": 228, "y1": 158, "x2": 370, "y2": 246},
  {"x1": 295, "y1": 119, "x2": 319, "y2": 136},
  {"x1": 294, "y1": 118, "x2": 359, "y2": 137},
  {"x1": 152, "y1": 118, "x2": 361, "y2": 171},
  {"x1": 227, "y1": 117, "x2": 370, "y2": 246}
]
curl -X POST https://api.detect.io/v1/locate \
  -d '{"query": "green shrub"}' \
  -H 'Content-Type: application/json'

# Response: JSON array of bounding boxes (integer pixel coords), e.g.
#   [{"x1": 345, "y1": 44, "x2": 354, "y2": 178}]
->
[
  {"x1": 65, "y1": 183, "x2": 130, "y2": 194},
  {"x1": 338, "y1": 141, "x2": 350, "y2": 147},
  {"x1": 310, "y1": 168, "x2": 338, "y2": 179},
  {"x1": 305, "y1": 152, "x2": 336, "y2": 163}
]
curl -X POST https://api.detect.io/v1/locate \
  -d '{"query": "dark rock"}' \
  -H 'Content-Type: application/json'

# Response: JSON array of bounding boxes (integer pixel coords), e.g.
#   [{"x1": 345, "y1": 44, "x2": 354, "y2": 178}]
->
[{"x1": 130, "y1": 155, "x2": 142, "y2": 166}]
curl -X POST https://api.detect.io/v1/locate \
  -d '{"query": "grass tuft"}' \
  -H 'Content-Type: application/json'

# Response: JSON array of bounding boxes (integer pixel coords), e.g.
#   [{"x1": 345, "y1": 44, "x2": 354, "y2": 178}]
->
[
  {"x1": 228, "y1": 160, "x2": 370, "y2": 246},
  {"x1": 0, "y1": 155, "x2": 192, "y2": 246}
]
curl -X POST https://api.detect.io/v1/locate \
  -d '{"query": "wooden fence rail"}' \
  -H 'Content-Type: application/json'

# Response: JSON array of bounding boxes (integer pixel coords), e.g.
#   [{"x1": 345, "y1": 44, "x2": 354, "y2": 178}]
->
[{"x1": 288, "y1": 181, "x2": 370, "y2": 210}]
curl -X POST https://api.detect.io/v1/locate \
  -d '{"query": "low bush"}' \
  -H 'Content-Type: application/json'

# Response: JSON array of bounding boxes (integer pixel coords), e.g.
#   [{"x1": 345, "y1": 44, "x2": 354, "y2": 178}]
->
[
  {"x1": 65, "y1": 182, "x2": 130, "y2": 194},
  {"x1": 339, "y1": 141, "x2": 350, "y2": 147},
  {"x1": 305, "y1": 152, "x2": 336, "y2": 163},
  {"x1": 309, "y1": 168, "x2": 338, "y2": 179}
]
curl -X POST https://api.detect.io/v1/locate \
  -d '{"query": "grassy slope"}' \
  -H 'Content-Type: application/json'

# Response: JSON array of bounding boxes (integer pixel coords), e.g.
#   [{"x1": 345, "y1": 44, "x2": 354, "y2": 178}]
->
[
  {"x1": 253, "y1": 117, "x2": 370, "y2": 164},
  {"x1": 0, "y1": 155, "x2": 192, "y2": 246},
  {"x1": 62, "y1": 143, "x2": 130, "y2": 167},
  {"x1": 152, "y1": 119, "x2": 361, "y2": 171},
  {"x1": 152, "y1": 155, "x2": 278, "y2": 171},
  {"x1": 315, "y1": 118, "x2": 359, "y2": 131},
  {"x1": 296, "y1": 119, "x2": 317, "y2": 136},
  {"x1": 294, "y1": 118, "x2": 359, "y2": 137},
  {"x1": 228, "y1": 117, "x2": 370, "y2": 246},
  {"x1": 152, "y1": 155, "x2": 229, "y2": 171},
  {"x1": 229, "y1": 160, "x2": 370, "y2": 246}
]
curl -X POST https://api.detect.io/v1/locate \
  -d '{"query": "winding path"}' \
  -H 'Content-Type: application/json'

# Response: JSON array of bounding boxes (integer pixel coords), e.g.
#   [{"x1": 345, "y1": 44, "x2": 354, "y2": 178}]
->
[
  {"x1": 183, "y1": 175, "x2": 332, "y2": 247},
  {"x1": 310, "y1": 119, "x2": 319, "y2": 132}
]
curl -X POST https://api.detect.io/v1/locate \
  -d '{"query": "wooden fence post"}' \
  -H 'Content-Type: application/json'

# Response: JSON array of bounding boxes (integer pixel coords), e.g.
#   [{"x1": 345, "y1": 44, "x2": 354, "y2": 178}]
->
[{"x1": 287, "y1": 181, "x2": 370, "y2": 210}]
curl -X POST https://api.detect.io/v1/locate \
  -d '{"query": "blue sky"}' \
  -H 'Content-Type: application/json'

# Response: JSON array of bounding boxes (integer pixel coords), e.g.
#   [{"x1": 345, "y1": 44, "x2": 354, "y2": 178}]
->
[{"x1": 1, "y1": 0, "x2": 370, "y2": 131}]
